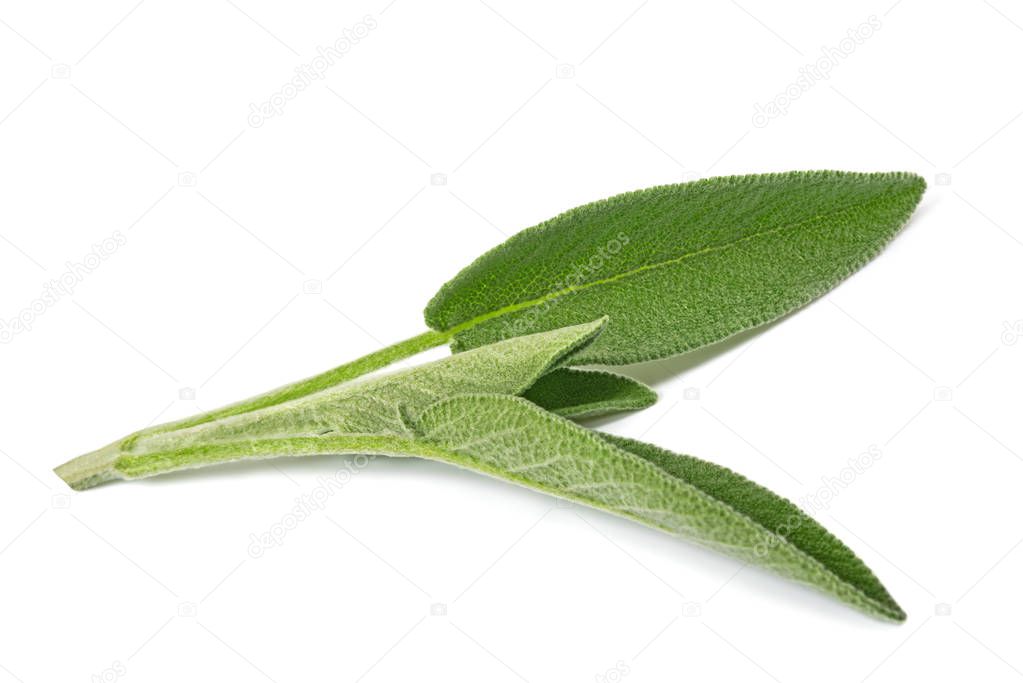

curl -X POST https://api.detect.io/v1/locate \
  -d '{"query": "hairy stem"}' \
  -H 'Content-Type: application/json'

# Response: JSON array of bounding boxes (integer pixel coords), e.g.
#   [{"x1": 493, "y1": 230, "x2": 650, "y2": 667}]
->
[{"x1": 147, "y1": 328, "x2": 450, "y2": 435}]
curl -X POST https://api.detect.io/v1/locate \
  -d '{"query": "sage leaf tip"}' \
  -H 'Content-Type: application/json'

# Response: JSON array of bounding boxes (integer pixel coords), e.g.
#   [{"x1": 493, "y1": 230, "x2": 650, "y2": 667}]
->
[
  {"x1": 600, "y1": 431, "x2": 908, "y2": 623},
  {"x1": 415, "y1": 394, "x2": 905, "y2": 622}
]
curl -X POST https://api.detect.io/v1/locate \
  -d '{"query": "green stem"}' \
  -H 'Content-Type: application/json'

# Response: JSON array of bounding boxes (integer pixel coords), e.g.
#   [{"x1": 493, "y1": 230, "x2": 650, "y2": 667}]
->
[
  {"x1": 53, "y1": 440, "x2": 123, "y2": 491},
  {"x1": 146, "y1": 328, "x2": 450, "y2": 436}
]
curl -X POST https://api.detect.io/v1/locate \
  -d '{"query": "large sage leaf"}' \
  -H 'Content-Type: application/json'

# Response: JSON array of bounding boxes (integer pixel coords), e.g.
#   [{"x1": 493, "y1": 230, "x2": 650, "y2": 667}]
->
[
  {"x1": 80, "y1": 383, "x2": 903, "y2": 619},
  {"x1": 425, "y1": 171, "x2": 926, "y2": 364},
  {"x1": 410, "y1": 394, "x2": 905, "y2": 621}
]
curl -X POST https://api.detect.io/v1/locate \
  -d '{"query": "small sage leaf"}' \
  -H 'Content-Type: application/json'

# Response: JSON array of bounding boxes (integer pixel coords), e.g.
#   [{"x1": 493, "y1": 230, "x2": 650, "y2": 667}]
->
[
  {"x1": 425, "y1": 171, "x2": 926, "y2": 365},
  {"x1": 410, "y1": 394, "x2": 905, "y2": 621},
  {"x1": 522, "y1": 368, "x2": 657, "y2": 418}
]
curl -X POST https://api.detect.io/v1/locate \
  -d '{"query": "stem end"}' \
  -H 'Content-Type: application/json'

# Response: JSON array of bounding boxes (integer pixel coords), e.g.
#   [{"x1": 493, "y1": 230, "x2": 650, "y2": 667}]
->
[{"x1": 54, "y1": 441, "x2": 124, "y2": 491}]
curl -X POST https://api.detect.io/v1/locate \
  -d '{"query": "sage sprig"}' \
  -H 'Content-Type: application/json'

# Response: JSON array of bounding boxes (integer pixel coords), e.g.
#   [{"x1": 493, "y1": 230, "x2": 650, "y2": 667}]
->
[{"x1": 55, "y1": 170, "x2": 926, "y2": 621}]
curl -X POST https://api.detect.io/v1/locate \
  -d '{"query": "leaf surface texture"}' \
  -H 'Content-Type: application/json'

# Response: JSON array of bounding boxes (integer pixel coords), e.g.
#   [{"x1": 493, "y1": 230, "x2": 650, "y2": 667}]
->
[
  {"x1": 522, "y1": 368, "x2": 657, "y2": 418},
  {"x1": 425, "y1": 171, "x2": 926, "y2": 364},
  {"x1": 412, "y1": 394, "x2": 905, "y2": 621}
]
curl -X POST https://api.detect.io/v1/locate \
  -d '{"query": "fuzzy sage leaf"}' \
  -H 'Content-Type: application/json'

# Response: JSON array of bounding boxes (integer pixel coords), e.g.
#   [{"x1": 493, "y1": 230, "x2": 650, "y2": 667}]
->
[
  {"x1": 55, "y1": 320, "x2": 622, "y2": 489},
  {"x1": 427, "y1": 171, "x2": 926, "y2": 364},
  {"x1": 410, "y1": 394, "x2": 905, "y2": 622}
]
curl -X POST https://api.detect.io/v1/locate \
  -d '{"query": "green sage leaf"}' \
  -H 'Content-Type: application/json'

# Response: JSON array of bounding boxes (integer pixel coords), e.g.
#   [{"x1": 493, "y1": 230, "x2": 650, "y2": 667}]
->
[
  {"x1": 597, "y1": 432, "x2": 904, "y2": 620},
  {"x1": 425, "y1": 171, "x2": 926, "y2": 364},
  {"x1": 410, "y1": 393, "x2": 905, "y2": 621},
  {"x1": 522, "y1": 368, "x2": 656, "y2": 418}
]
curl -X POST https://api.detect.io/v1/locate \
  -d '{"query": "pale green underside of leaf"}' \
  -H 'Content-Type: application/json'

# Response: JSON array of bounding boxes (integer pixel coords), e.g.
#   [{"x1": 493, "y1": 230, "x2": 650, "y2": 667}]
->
[
  {"x1": 522, "y1": 368, "x2": 657, "y2": 418},
  {"x1": 410, "y1": 394, "x2": 905, "y2": 622},
  {"x1": 57, "y1": 319, "x2": 625, "y2": 489},
  {"x1": 113, "y1": 434, "x2": 445, "y2": 478},
  {"x1": 125, "y1": 319, "x2": 607, "y2": 455},
  {"x1": 425, "y1": 171, "x2": 926, "y2": 365}
]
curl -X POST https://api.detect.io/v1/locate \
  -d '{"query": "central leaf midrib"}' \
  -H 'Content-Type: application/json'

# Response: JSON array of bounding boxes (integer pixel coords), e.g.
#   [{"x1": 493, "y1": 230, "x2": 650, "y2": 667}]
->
[{"x1": 448, "y1": 199, "x2": 879, "y2": 334}]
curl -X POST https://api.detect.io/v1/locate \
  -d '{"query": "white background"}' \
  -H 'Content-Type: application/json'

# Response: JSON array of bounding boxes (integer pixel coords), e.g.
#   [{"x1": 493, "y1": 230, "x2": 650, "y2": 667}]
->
[{"x1": 1, "y1": 1, "x2": 1021, "y2": 681}]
